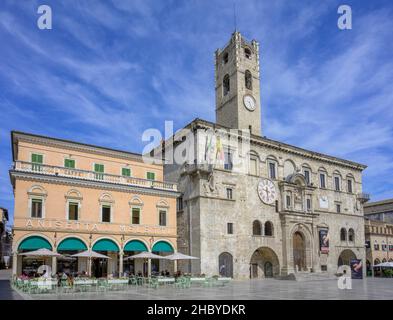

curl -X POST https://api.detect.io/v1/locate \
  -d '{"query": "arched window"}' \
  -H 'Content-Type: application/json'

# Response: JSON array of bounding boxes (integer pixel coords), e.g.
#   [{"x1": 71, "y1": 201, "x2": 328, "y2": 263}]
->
[
  {"x1": 244, "y1": 47, "x2": 252, "y2": 59},
  {"x1": 223, "y1": 74, "x2": 230, "y2": 96},
  {"x1": 245, "y1": 70, "x2": 252, "y2": 90},
  {"x1": 252, "y1": 220, "x2": 262, "y2": 236},
  {"x1": 374, "y1": 258, "x2": 380, "y2": 265},
  {"x1": 382, "y1": 258, "x2": 387, "y2": 263},
  {"x1": 348, "y1": 228, "x2": 355, "y2": 242},
  {"x1": 223, "y1": 52, "x2": 229, "y2": 64},
  {"x1": 265, "y1": 221, "x2": 273, "y2": 236},
  {"x1": 340, "y1": 228, "x2": 347, "y2": 241}
]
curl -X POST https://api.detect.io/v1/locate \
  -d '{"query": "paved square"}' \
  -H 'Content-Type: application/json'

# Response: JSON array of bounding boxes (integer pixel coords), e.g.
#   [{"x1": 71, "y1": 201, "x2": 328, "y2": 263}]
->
[{"x1": 12, "y1": 278, "x2": 393, "y2": 300}]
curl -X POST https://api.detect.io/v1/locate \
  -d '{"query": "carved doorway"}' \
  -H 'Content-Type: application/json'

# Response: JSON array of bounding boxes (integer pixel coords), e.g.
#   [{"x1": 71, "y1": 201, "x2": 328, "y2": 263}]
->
[{"x1": 293, "y1": 231, "x2": 306, "y2": 271}]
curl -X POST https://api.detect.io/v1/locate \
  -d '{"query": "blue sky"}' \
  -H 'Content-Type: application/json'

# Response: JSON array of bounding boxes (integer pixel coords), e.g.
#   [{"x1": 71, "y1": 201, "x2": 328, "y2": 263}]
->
[{"x1": 1, "y1": 0, "x2": 393, "y2": 226}]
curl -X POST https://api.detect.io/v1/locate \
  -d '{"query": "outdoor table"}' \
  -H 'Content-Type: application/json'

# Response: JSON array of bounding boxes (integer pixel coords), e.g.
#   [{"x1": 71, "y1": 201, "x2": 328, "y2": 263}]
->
[
  {"x1": 74, "y1": 279, "x2": 97, "y2": 291},
  {"x1": 108, "y1": 279, "x2": 129, "y2": 290},
  {"x1": 216, "y1": 277, "x2": 232, "y2": 286},
  {"x1": 157, "y1": 277, "x2": 175, "y2": 286},
  {"x1": 30, "y1": 278, "x2": 58, "y2": 292}
]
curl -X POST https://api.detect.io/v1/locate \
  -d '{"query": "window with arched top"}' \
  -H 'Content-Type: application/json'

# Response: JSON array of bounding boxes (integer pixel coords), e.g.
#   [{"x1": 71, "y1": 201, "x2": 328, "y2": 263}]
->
[
  {"x1": 223, "y1": 74, "x2": 230, "y2": 96},
  {"x1": 223, "y1": 52, "x2": 229, "y2": 64},
  {"x1": 264, "y1": 221, "x2": 273, "y2": 236},
  {"x1": 340, "y1": 228, "x2": 347, "y2": 241},
  {"x1": 252, "y1": 220, "x2": 262, "y2": 236},
  {"x1": 348, "y1": 228, "x2": 355, "y2": 242},
  {"x1": 245, "y1": 70, "x2": 252, "y2": 90},
  {"x1": 244, "y1": 47, "x2": 252, "y2": 59}
]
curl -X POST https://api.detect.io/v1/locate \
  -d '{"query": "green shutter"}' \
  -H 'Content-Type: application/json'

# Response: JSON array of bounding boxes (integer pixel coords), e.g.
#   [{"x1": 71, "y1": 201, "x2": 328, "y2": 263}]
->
[
  {"x1": 94, "y1": 164, "x2": 104, "y2": 172},
  {"x1": 147, "y1": 172, "x2": 155, "y2": 180},
  {"x1": 64, "y1": 159, "x2": 75, "y2": 168},
  {"x1": 31, "y1": 154, "x2": 43, "y2": 164},
  {"x1": 122, "y1": 168, "x2": 131, "y2": 177}
]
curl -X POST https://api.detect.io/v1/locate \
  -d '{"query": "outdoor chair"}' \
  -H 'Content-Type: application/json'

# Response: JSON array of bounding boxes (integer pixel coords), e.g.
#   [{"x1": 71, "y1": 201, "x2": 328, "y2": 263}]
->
[
  {"x1": 148, "y1": 277, "x2": 159, "y2": 289},
  {"x1": 175, "y1": 277, "x2": 187, "y2": 289},
  {"x1": 96, "y1": 279, "x2": 109, "y2": 292},
  {"x1": 60, "y1": 279, "x2": 73, "y2": 294},
  {"x1": 129, "y1": 276, "x2": 138, "y2": 286}
]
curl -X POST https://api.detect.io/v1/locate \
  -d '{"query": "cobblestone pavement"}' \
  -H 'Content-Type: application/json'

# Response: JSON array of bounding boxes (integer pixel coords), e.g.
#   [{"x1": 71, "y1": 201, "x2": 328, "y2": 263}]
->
[
  {"x1": 11, "y1": 278, "x2": 393, "y2": 300},
  {"x1": 0, "y1": 269, "x2": 23, "y2": 300}
]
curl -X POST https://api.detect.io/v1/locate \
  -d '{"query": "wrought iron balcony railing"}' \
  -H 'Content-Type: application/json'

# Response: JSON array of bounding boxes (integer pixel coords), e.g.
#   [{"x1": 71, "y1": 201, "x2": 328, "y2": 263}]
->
[
  {"x1": 357, "y1": 193, "x2": 370, "y2": 203},
  {"x1": 13, "y1": 161, "x2": 177, "y2": 192}
]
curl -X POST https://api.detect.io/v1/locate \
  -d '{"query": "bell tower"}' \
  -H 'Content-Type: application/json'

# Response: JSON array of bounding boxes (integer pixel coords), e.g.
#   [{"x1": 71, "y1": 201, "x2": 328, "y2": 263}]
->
[{"x1": 215, "y1": 32, "x2": 262, "y2": 136}]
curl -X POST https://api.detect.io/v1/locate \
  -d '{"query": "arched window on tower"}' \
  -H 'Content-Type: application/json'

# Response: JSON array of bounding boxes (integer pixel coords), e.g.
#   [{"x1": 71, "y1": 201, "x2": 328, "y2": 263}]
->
[
  {"x1": 252, "y1": 220, "x2": 262, "y2": 236},
  {"x1": 244, "y1": 47, "x2": 252, "y2": 59},
  {"x1": 265, "y1": 221, "x2": 273, "y2": 236},
  {"x1": 223, "y1": 52, "x2": 229, "y2": 64},
  {"x1": 223, "y1": 74, "x2": 230, "y2": 96},
  {"x1": 245, "y1": 70, "x2": 252, "y2": 90},
  {"x1": 340, "y1": 228, "x2": 347, "y2": 241},
  {"x1": 348, "y1": 228, "x2": 355, "y2": 242}
]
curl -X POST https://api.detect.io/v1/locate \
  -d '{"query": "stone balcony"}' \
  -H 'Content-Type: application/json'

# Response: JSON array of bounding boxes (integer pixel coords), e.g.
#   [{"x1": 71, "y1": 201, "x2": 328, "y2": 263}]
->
[{"x1": 13, "y1": 161, "x2": 177, "y2": 192}]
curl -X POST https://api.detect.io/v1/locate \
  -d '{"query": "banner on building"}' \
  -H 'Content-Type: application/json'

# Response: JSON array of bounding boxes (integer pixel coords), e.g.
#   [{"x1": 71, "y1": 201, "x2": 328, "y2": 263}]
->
[
  {"x1": 350, "y1": 259, "x2": 363, "y2": 279},
  {"x1": 319, "y1": 229, "x2": 329, "y2": 253}
]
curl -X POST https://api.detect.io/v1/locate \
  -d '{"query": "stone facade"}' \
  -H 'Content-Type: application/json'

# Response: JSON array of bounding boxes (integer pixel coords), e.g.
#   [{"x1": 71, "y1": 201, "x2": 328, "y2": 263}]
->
[
  {"x1": 156, "y1": 32, "x2": 368, "y2": 279},
  {"x1": 364, "y1": 200, "x2": 393, "y2": 274}
]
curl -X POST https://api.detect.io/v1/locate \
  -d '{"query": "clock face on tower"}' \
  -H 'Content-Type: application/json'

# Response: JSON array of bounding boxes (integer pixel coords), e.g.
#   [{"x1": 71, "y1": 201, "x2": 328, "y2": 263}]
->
[
  {"x1": 257, "y1": 178, "x2": 277, "y2": 204},
  {"x1": 243, "y1": 94, "x2": 256, "y2": 111}
]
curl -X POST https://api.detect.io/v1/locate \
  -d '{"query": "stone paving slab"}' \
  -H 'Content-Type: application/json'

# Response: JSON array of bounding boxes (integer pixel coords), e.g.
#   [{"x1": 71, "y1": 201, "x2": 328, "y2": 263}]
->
[{"x1": 11, "y1": 278, "x2": 393, "y2": 300}]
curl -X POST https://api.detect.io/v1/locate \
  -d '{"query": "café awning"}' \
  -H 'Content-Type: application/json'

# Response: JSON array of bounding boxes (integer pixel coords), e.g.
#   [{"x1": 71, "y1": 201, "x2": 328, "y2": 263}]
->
[
  {"x1": 57, "y1": 237, "x2": 87, "y2": 251},
  {"x1": 18, "y1": 236, "x2": 52, "y2": 251},
  {"x1": 92, "y1": 239, "x2": 119, "y2": 252},
  {"x1": 152, "y1": 241, "x2": 174, "y2": 253},
  {"x1": 124, "y1": 240, "x2": 148, "y2": 252}
]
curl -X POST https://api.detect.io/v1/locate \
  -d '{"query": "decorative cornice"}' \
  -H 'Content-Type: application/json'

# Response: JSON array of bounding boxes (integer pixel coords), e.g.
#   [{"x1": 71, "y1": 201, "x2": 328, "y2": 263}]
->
[
  {"x1": 188, "y1": 119, "x2": 367, "y2": 171},
  {"x1": 12, "y1": 131, "x2": 153, "y2": 163},
  {"x1": 10, "y1": 171, "x2": 180, "y2": 198}
]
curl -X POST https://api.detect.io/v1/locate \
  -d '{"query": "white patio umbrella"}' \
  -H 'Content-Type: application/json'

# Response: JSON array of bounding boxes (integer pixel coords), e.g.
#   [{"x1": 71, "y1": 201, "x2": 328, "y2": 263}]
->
[
  {"x1": 374, "y1": 262, "x2": 393, "y2": 268},
  {"x1": 124, "y1": 251, "x2": 167, "y2": 260},
  {"x1": 71, "y1": 250, "x2": 111, "y2": 277},
  {"x1": 164, "y1": 252, "x2": 199, "y2": 261},
  {"x1": 164, "y1": 252, "x2": 199, "y2": 273},
  {"x1": 71, "y1": 250, "x2": 111, "y2": 259},
  {"x1": 20, "y1": 248, "x2": 62, "y2": 276},
  {"x1": 124, "y1": 251, "x2": 168, "y2": 277},
  {"x1": 20, "y1": 248, "x2": 62, "y2": 257}
]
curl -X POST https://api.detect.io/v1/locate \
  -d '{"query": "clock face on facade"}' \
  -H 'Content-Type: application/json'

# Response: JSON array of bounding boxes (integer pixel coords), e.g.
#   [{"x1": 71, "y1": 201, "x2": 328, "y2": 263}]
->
[
  {"x1": 243, "y1": 94, "x2": 256, "y2": 111},
  {"x1": 257, "y1": 178, "x2": 277, "y2": 204}
]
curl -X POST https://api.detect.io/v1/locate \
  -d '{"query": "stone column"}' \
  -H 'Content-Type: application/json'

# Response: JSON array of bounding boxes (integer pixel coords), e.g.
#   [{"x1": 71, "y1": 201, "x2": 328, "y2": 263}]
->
[
  {"x1": 52, "y1": 257, "x2": 57, "y2": 276},
  {"x1": 119, "y1": 251, "x2": 123, "y2": 276},
  {"x1": 174, "y1": 260, "x2": 178, "y2": 273},
  {"x1": 12, "y1": 252, "x2": 17, "y2": 276},
  {"x1": 148, "y1": 259, "x2": 151, "y2": 277}
]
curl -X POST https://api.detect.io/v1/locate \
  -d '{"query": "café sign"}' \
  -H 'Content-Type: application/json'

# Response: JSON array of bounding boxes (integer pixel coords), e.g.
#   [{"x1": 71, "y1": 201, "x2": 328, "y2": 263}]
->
[{"x1": 24, "y1": 219, "x2": 172, "y2": 235}]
